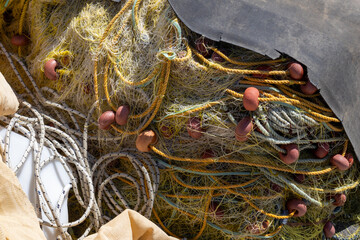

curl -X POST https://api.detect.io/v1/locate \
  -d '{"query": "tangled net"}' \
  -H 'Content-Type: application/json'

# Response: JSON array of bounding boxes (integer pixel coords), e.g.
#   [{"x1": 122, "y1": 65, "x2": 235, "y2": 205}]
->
[{"x1": 1, "y1": 0, "x2": 360, "y2": 239}]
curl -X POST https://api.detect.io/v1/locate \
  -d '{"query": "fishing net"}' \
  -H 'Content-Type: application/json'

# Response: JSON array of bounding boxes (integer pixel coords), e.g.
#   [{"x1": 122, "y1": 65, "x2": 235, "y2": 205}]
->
[{"x1": 0, "y1": 0, "x2": 359, "y2": 239}]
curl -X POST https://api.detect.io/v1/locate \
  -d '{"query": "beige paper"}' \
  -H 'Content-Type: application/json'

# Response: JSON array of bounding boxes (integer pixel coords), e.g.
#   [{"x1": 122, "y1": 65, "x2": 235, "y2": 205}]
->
[
  {"x1": 0, "y1": 152, "x2": 46, "y2": 240},
  {"x1": 0, "y1": 72, "x2": 19, "y2": 116}
]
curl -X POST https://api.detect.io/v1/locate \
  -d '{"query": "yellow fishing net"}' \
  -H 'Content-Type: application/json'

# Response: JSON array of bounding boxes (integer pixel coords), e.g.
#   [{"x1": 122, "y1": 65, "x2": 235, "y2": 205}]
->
[{"x1": 0, "y1": 0, "x2": 359, "y2": 239}]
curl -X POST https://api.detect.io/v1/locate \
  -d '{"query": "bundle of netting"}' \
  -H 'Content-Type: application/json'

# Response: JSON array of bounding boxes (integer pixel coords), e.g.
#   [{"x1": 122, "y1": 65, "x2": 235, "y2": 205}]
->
[
  {"x1": 1, "y1": 0, "x2": 360, "y2": 239},
  {"x1": 0, "y1": 42, "x2": 160, "y2": 238}
]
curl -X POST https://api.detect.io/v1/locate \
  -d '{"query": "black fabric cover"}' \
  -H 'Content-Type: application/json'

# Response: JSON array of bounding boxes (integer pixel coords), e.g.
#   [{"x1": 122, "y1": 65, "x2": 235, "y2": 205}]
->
[{"x1": 168, "y1": 0, "x2": 360, "y2": 158}]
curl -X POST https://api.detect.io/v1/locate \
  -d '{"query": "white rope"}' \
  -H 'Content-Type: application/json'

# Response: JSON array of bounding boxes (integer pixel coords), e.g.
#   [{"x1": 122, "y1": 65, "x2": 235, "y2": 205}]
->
[{"x1": 0, "y1": 43, "x2": 159, "y2": 238}]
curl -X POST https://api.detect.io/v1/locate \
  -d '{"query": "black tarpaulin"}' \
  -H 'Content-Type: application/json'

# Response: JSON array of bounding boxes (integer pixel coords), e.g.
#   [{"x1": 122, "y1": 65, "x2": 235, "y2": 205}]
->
[{"x1": 168, "y1": 0, "x2": 360, "y2": 159}]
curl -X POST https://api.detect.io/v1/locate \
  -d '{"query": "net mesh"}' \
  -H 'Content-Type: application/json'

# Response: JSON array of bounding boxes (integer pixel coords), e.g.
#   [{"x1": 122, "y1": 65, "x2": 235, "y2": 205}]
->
[{"x1": 0, "y1": 0, "x2": 359, "y2": 239}]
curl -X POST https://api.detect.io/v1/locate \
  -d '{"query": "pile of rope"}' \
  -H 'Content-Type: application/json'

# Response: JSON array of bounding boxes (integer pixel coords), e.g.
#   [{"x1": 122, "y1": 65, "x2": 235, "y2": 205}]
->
[
  {"x1": 0, "y1": 40, "x2": 159, "y2": 238},
  {"x1": 0, "y1": 0, "x2": 359, "y2": 239}
]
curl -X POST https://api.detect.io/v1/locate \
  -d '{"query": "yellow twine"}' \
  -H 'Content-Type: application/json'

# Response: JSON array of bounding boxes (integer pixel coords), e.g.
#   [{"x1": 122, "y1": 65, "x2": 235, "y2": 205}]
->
[
  {"x1": 210, "y1": 47, "x2": 286, "y2": 66},
  {"x1": 225, "y1": 89, "x2": 340, "y2": 123},
  {"x1": 192, "y1": 48, "x2": 288, "y2": 76},
  {"x1": 111, "y1": 60, "x2": 171, "y2": 135},
  {"x1": 150, "y1": 146, "x2": 335, "y2": 176},
  {"x1": 245, "y1": 76, "x2": 306, "y2": 85},
  {"x1": 17, "y1": 0, "x2": 29, "y2": 57},
  {"x1": 171, "y1": 172, "x2": 260, "y2": 190},
  {"x1": 191, "y1": 190, "x2": 213, "y2": 240}
]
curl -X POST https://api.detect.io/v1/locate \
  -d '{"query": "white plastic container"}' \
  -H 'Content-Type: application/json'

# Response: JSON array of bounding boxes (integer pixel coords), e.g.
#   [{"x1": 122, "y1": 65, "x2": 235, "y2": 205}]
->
[{"x1": 0, "y1": 126, "x2": 71, "y2": 239}]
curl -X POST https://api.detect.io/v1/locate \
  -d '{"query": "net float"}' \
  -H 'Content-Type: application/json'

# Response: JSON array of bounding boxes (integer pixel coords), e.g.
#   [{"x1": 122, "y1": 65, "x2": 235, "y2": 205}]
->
[
  {"x1": 115, "y1": 105, "x2": 130, "y2": 125},
  {"x1": 294, "y1": 174, "x2": 305, "y2": 183},
  {"x1": 201, "y1": 149, "x2": 215, "y2": 159},
  {"x1": 136, "y1": 130, "x2": 157, "y2": 152},
  {"x1": 286, "y1": 199, "x2": 307, "y2": 217},
  {"x1": 11, "y1": 34, "x2": 30, "y2": 46},
  {"x1": 279, "y1": 144, "x2": 299, "y2": 164},
  {"x1": 323, "y1": 221, "x2": 335, "y2": 238},
  {"x1": 195, "y1": 37, "x2": 213, "y2": 57},
  {"x1": 346, "y1": 153, "x2": 354, "y2": 167},
  {"x1": 160, "y1": 126, "x2": 173, "y2": 138},
  {"x1": 300, "y1": 79, "x2": 318, "y2": 95},
  {"x1": 287, "y1": 62, "x2": 304, "y2": 80},
  {"x1": 209, "y1": 201, "x2": 224, "y2": 219},
  {"x1": 246, "y1": 224, "x2": 261, "y2": 235},
  {"x1": 187, "y1": 117, "x2": 203, "y2": 139},
  {"x1": 271, "y1": 183, "x2": 283, "y2": 192},
  {"x1": 44, "y1": 59, "x2": 59, "y2": 80},
  {"x1": 261, "y1": 220, "x2": 270, "y2": 230},
  {"x1": 243, "y1": 87, "x2": 259, "y2": 111},
  {"x1": 314, "y1": 142, "x2": 329, "y2": 158},
  {"x1": 330, "y1": 154, "x2": 350, "y2": 171},
  {"x1": 235, "y1": 116, "x2": 253, "y2": 142},
  {"x1": 98, "y1": 111, "x2": 115, "y2": 130},
  {"x1": 211, "y1": 51, "x2": 225, "y2": 62},
  {"x1": 245, "y1": 221, "x2": 269, "y2": 235},
  {"x1": 333, "y1": 193, "x2": 346, "y2": 206}
]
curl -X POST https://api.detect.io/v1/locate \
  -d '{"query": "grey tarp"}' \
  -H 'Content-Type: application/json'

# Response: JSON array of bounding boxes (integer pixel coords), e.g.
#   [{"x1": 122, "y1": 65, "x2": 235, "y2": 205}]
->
[{"x1": 168, "y1": 0, "x2": 360, "y2": 159}]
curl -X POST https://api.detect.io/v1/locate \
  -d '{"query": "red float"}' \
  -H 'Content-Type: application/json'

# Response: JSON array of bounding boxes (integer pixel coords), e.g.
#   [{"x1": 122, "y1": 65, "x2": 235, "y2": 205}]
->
[
  {"x1": 115, "y1": 105, "x2": 130, "y2": 125},
  {"x1": 235, "y1": 116, "x2": 253, "y2": 142},
  {"x1": 279, "y1": 144, "x2": 299, "y2": 164},
  {"x1": 243, "y1": 87, "x2": 259, "y2": 111},
  {"x1": 286, "y1": 199, "x2": 307, "y2": 217},
  {"x1": 98, "y1": 111, "x2": 115, "y2": 130}
]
